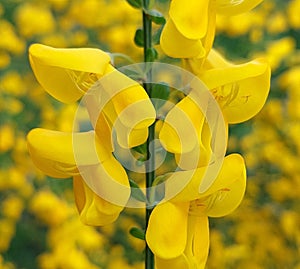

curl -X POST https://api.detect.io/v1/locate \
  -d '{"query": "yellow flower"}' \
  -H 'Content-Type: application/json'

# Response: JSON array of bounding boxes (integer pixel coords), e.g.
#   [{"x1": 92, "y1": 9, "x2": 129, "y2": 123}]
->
[
  {"x1": 27, "y1": 44, "x2": 156, "y2": 225},
  {"x1": 185, "y1": 49, "x2": 271, "y2": 123},
  {"x1": 29, "y1": 44, "x2": 156, "y2": 148},
  {"x1": 160, "y1": 0, "x2": 263, "y2": 59},
  {"x1": 27, "y1": 128, "x2": 129, "y2": 226},
  {"x1": 159, "y1": 50, "x2": 269, "y2": 171},
  {"x1": 146, "y1": 154, "x2": 246, "y2": 269},
  {"x1": 15, "y1": 3, "x2": 56, "y2": 38}
]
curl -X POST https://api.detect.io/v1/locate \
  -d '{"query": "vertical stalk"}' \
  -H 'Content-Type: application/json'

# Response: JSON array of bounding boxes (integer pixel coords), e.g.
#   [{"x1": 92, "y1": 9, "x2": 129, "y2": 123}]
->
[{"x1": 143, "y1": 1, "x2": 155, "y2": 269}]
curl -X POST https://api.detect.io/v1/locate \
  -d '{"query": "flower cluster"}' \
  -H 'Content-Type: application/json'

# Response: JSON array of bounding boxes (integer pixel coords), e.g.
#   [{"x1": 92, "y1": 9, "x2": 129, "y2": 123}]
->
[
  {"x1": 143, "y1": 1, "x2": 271, "y2": 267},
  {"x1": 25, "y1": 1, "x2": 271, "y2": 269},
  {"x1": 4, "y1": 0, "x2": 300, "y2": 268}
]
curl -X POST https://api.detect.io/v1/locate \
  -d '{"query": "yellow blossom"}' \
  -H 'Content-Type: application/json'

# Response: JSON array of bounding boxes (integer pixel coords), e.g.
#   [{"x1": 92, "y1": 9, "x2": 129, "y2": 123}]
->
[
  {"x1": 146, "y1": 154, "x2": 246, "y2": 269},
  {"x1": 29, "y1": 190, "x2": 71, "y2": 226},
  {"x1": 0, "y1": 124, "x2": 14, "y2": 152},
  {"x1": 161, "y1": 0, "x2": 263, "y2": 59},
  {"x1": 0, "y1": 20, "x2": 25, "y2": 55},
  {"x1": 264, "y1": 37, "x2": 296, "y2": 70},
  {"x1": 287, "y1": 0, "x2": 300, "y2": 29},
  {"x1": 15, "y1": 3, "x2": 56, "y2": 38},
  {"x1": 27, "y1": 44, "x2": 156, "y2": 226},
  {"x1": 185, "y1": 49, "x2": 271, "y2": 123},
  {"x1": 1, "y1": 196, "x2": 24, "y2": 220}
]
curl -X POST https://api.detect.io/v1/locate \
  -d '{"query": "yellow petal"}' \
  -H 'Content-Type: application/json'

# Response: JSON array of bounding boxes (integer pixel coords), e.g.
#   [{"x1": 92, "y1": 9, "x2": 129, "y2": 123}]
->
[
  {"x1": 119, "y1": 126, "x2": 149, "y2": 148},
  {"x1": 99, "y1": 65, "x2": 156, "y2": 129},
  {"x1": 169, "y1": 0, "x2": 209, "y2": 39},
  {"x1": 203, "y1": 50, "x2": 269, "y2": 88},
  {"x1": 159, "y1": 95, "x2": 206, "y2": 154},
  {"x1": 73, "y1": 176, "x2": 121, "y2": 226},
  {"x1": 167, "y1": 154, "x2": 245, "y2": 202},
  {"x1": 217, "y1": 0, "x2": 263, "y2": 16},
  {"x1": 160, "y1": 19, "x2": 205, "y2": 58},
  {"x1": 200, "y1": 51, "x2": 271, "y2": 123},
  {"x1": 27, "y1": 128, "x2": 110, "y2": 177},
  {"x1": 79, "y1": 156, "x2": 130, "y2": 207},
  {"x1": 95, "y1": 112, "x2": 114, "y2": 152},
  {"x1": 155, "y1": 255, "x2": 190, "y2": 269},
  {"x1": 175, "y1": 120, "x2": 225, "y2": 170},
  {"x1": 202, "y1": 0, "x2": 217, "y2": 59},
  {"x1": 29, "y1": 43, "x2": 110, "y2": 103},
  {"x1": 103, "y1": 99, "x2": 150, "y2": 148},
  {"x1": 146, "y1": 202, "x2": 189, "y2": 259},
  {"x1": 206, "y1": 162, "x2": 246, "y2": 217},
  {"x1": 193, "y1": 216, "x2": 209, "y2": 268}
]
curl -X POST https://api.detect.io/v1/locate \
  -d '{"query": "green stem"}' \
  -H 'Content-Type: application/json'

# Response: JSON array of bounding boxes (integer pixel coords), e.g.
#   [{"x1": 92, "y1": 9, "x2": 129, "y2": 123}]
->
[{"x1": 143, "y1": 1, "x2": 155, "y2": 269}]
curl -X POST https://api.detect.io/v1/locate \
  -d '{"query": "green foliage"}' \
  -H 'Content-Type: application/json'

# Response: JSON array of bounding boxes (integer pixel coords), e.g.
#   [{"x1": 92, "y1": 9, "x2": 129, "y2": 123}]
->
[
  {"x1": 126, "y1": 0, "x2": 143, "y2": 9},
  {"x1": 146, "y1": 47, "x2": 158, "y2": 61},
  {"x1": 134, "y1": 28, "x2": 144, "y2": 47},
  {"x1": 144, "y1": 9, "x2": 166, "y2": 25},
  {"x1": 129, "y1": 178, "x2": 147, "y2": 202},
  {"x1": 151, "y1": 82, "x2": 170, "y2": 110},
  {"x1": 129, "y1": 227, "x2": 145, "y2": 240}
]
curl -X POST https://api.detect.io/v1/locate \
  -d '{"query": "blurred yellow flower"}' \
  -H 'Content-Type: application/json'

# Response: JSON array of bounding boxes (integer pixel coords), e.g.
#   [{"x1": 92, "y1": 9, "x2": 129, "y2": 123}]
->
[
  {"x1": 0, "y1": 20, "x2": 25, "y2": 55},
  {"x1": 29, "y1": 190, "x2": 71, "y2": 226},
  {"x1": 0, "y1": 124, "x2": 14, "y2": 153},
  {"x1": 0, "y1": 51, "x2": 10, "y2": 68},
  {"x1": 15, "y1": 3, "x2": 56, "y2": 38},
  {"x1": 0, "y1": 219, "x2": 16, "y2": 252},
  {"x1": 266, "y1": 12, "x2": 288, "y2": 34},
  {"x1": 287, "y1": 0, "x2": 300, "y2": 29},
  {"x1": 0, "y1": 255, "x2": 15, "y2": 269},
  {"x1": 0, "y1": 71, "x2": 26, "y2": 96},
  {"x1": 1, "y1": 196, "x2": 24, "y2": 220},
  {"x1": 264, "y1": 37, "x2": 296, "y2": 70}
]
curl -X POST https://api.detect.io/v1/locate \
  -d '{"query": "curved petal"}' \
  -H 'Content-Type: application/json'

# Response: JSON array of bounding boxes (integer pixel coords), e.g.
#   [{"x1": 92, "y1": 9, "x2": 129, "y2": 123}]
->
[
  {"x1": 29, "y1": 43, "x2": 110, "y2": 103},
  {"x1": 203, "y1": 50, "x2": 269, "y2": 87},
  {"x1": 175, "y1": 121, "x2": 219, "y2": 170},
  {"x1": 217, "y1": 0, "x2": 263, "y2": 16},
  {"x1": 99, "y1": 65, "x2": 156, "y2": 129},
  {"x1": 169, "y1": 0, "x2": 209, "y2": 39},
  {"x1": 73, "y1": 176, "x2": 122, "y2": 226},
  {"x1": 193, "y1": 216, "x2": 209, "y2": 268},
  {"x1": 79, "y1": 156, "x2": 130, "y2": 207},
  {"x1": 94, "y1": 112, "x2": 114, "y2": 152},
  {"x1": 155, "y1": 255, "x2": 190, "y2": 269},
  {"x1": 102, "y1": 100, "x2": 149, "y2": 148},
  {"x1": 160, "y1": 19, "x2": 205, "y2": 59},
  {"x1": 118, "y1": 126, "x2": 149, "y2": 148},
  {"x1": 167, "y1": 154, "x2": 245, "y2": 202},
  {"x1": 27, "y1": 128, "x2": 110, "y2": 177},
  {"x1": 200, "y1": 51, "x2": 271, "y2": 123},
  {"x1": 206, "y1": 161, "x2": 246, "y2": 217},
  {"x1": 202, "y1": 0, "x2": 217, "y2": 60},
  {"x1": 146, "y1": 202, "x2": 189, "y2": 259},
  {"x1": 159, "y1": 95, "x2": 205, "y2": 154}
]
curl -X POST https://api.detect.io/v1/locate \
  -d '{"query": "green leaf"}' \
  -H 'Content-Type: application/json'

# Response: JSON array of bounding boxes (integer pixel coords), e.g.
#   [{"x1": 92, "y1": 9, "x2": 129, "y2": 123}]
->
[
  {"x1": 126, "y1": 0, "x2": 143, "y2": 9},
  {"x1": 129, "y1": 227, "x2": 145, "y2": 240},
  {"x1": 145, "y1": 9, "x2": 166, "y2": 25},
  {"x1": 152, "y1": 25, "x2": 164, "y2": 45},
  {"x1": 132, "y1": 143, "x2": 147, "y2": 155},
  {"x1": 151, "y1": 82, "x2": 170, "y2": 109},
  {"x1": 146, "y1": 47, "x2": 158, "y2": 62},
  {"x1": 129, "y1": 178, "x2": 147, "y2": 202},
  {"x1": 134, "y1": 28, "x2": 144, "y2": 47}
]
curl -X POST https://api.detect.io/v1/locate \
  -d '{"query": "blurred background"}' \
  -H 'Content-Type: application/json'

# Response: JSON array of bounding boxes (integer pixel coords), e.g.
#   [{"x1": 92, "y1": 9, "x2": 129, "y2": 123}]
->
[{"x1": 0, "y1": 0, "x2": 299, "y2": 268}]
